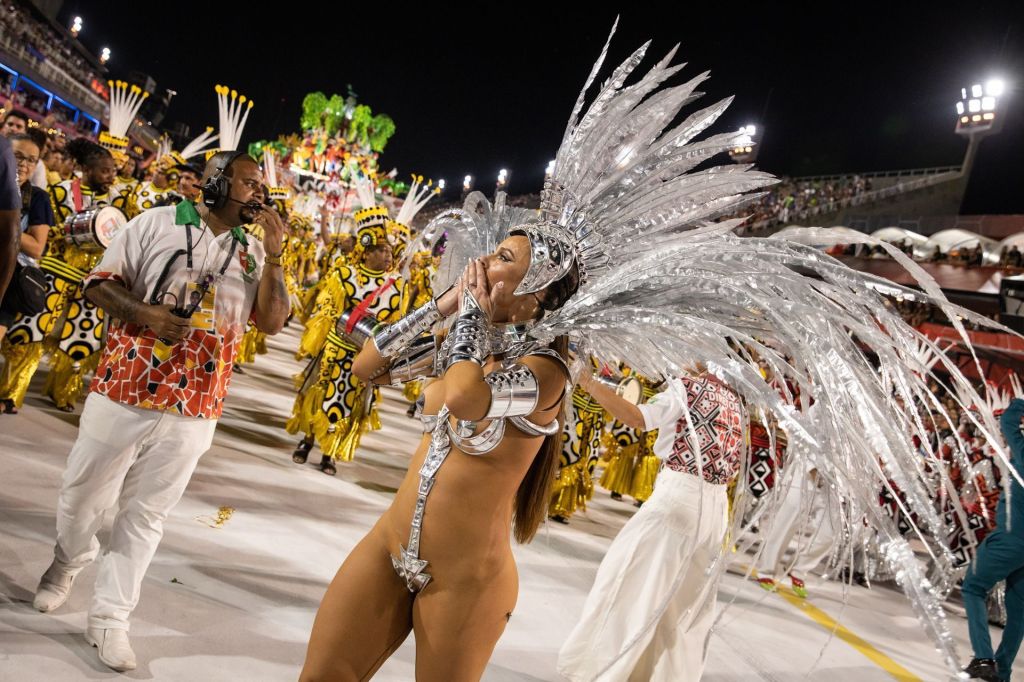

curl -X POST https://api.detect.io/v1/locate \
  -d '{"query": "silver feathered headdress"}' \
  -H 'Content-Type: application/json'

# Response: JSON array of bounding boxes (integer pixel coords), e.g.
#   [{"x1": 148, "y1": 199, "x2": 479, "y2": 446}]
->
[{"x1": 509, "y1": 18, "x2": 772, "y2": 294}]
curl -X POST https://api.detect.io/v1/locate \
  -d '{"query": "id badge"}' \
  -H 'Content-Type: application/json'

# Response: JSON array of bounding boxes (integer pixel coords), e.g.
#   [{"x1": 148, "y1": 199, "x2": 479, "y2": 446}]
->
[{"x1": 186, "y1": 282, "x2": 216, "y2": 331}]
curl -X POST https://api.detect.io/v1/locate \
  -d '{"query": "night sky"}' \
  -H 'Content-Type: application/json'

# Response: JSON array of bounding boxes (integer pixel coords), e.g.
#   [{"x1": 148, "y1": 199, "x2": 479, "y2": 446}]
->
[{"x1": 56, "y1": 2, "x2": 1024, "y2": 214}]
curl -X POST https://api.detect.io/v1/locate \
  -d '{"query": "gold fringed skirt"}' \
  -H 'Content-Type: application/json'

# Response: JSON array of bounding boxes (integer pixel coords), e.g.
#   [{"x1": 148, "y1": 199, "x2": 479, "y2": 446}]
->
[
  {"x1": 402, "y1": 380, "x2": 423, "y2": 404},
  {"x1": 235, "y1": 326, "x2": 260, "y2": 365},
  {"x1": 549, "y1": 459, "x2": 593, "y2": 518},
  {"x1": 45, "y1": 351, "x2": 100, "y2": 409},
  {"x1": 297, "y1": 312, "x2": 333, "y2": 360},
  {"x1": 285, "y1": 381, "x2": 326, "y2": 437},
  {"x1": 630, "y1": 455, "x2": 661, "y2": 503},
  {"x1": 599, "y1": 441, "x2": 640, "y2": 496},
  {"x1": 0, "y1": 341, "x2": 45, "y2": 407},
  {"x1": 312, "y1": 382, "x2": 381, "y2": 462}
]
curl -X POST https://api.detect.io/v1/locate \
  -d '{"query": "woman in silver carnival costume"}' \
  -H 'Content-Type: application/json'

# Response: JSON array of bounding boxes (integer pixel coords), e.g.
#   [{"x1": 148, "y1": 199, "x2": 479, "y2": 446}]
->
[{"x1": 300, "y1": 20, "x2": 1020, "y2": 681}]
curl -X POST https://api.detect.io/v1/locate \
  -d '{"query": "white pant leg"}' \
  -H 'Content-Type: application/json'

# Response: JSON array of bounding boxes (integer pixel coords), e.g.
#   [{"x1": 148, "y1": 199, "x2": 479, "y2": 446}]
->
[
  {"x1": 790, "y1": 486, "x2": 836, "y2": 575},
  {"x1": 88, "y1": 407, "x2": 216, "y2": 631},
  {"x1": 755, "y1": 478, "x2": 805, "y2": 578},
  {"x1": 633, "y1": 476, "x2": 728, "y2": 682},
  {"x1": 558, "y1": 469, "x2": 729, "y2": 682},
  {"x1": 54, "y1": 393, "x2": 160, "y2": 571}
]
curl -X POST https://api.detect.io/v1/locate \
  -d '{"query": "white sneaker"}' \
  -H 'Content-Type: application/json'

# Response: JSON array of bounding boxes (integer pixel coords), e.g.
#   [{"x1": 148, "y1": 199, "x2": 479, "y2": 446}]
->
[
  {"x1": 85, "y1": 626, "x2": 137, "y2": 672},
  {"x1": 33, "y1": 562, "x2": 78, "y2": 612}
]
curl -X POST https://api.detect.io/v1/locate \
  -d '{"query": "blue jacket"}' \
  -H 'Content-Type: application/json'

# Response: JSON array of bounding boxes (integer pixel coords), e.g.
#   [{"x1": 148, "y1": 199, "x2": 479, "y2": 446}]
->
[{"x1": 997, "y1": 398, "x2": 1024, "y2": 537}]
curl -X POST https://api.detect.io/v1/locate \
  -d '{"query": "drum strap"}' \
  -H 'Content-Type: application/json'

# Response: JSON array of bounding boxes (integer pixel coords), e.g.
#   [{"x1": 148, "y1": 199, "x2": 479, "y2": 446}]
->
[{"x1": 70, "y1": 179, "x2": 83, "y2": 213}]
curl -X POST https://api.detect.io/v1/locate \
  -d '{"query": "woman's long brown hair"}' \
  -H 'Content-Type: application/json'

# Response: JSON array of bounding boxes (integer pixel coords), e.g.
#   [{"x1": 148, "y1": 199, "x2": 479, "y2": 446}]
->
[{"x1": 512, "y1": 333, "x2": 569, "y2": 543}]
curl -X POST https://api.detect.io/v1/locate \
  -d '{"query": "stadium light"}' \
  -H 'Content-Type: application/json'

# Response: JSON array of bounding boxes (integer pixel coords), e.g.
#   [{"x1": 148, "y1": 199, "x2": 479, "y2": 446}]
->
[
  {"x1": 728, "y1": 124, "x2": 760, "y2": 163},
  {"x1": 986, "y1": 79, "x2": 1005, "y2": 97},
  {"x1": 954, "y1": 75, "x2": 1010, "y2": 210},
  {"x1": 70, "y1": 16, "x2": 82, "y2": 37},
  {"x1": 955, "y1": 76, "x2": 1007, "y2": 135},
  {"x1": 100, "y1": 47, "x2": 111, "y2": 64}
]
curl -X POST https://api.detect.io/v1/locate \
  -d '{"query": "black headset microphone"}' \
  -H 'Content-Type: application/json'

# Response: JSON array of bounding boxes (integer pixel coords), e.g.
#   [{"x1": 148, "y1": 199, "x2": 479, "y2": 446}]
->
[
  {"x1": 229, "y1": 195, "x2": 270, "y2": 211},
  {"x1": 200, "y1": 150, "x2": 272, "y2": 212}
]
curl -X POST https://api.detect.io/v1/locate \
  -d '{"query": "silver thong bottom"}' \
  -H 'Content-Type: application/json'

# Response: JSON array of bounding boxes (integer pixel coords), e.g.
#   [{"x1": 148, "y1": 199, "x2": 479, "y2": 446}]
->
[{"x1": 391, "y1": 407, "x2": 452, "y2": 592}]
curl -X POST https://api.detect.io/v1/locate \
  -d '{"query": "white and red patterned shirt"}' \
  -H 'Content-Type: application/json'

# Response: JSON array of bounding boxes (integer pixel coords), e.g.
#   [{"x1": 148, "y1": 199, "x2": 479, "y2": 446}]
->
[
  {"x1": 82, "y1": 203, "x2": 264, "y2": 419},
  {"x1": 638, "y1": 374, "x2": 744, "y2": 485}
]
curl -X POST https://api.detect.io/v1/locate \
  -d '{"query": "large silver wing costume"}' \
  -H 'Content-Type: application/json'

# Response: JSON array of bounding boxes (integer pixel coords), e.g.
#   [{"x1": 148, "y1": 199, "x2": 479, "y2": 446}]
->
[{"x1": 422, "y1": 19, "x2": 1017, "y2": 675}]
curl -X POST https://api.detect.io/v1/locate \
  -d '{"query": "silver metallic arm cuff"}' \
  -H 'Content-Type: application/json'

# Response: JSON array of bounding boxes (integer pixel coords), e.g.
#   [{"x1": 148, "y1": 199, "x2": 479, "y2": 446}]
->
[
  {"x1": 385, "y1": 335, "x2": 440, "y2": 385},
  {"x1": 483, "y1": 363, "x2": 540, "y2": 419},
  {"x1": 372, "y1": 297, "x2": 443, "y2": 361},
  {"x1": 444, "y1": 289, "x2": 489, "y2": 370}
]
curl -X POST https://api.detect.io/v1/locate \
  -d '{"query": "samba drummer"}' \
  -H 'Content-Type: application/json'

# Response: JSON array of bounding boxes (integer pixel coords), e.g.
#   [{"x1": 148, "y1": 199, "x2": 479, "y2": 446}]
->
[
  {"x1": 286, "y1": 194, "x2": 408, "y2": 475},
  {"x1": 152, "y1": 160, "x2": 203, "y2": 208},
  {"x1": 132, "y1": 158, "x2": 176, "y2": 212},
  {"x1": 0, "y1": 78, "x2": 144, "y2": 412},
  {"x1": 0, "y1": 138, "x2": 128, "y2": 413}
]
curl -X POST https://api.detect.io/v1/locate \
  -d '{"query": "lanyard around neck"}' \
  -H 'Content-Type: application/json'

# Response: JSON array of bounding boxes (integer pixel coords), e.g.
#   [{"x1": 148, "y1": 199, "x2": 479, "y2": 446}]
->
[{"x1": 185, "y1": 221, "x2": 240, "y2": 278}]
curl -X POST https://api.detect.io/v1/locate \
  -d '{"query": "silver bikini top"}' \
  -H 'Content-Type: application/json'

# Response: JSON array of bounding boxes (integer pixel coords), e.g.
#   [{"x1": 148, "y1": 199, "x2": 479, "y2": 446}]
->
[{"x1": 418, "y1": 343, "x2": 566, "y2": 455}]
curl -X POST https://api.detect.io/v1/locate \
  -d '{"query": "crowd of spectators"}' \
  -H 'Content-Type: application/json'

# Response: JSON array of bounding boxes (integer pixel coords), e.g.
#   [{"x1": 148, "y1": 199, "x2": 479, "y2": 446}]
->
[
  {"x1": 888, "y1": 295, "x2": 994, "y2": 332},
  {"x1": 0, "y1": 2, "x2": 103, "y2": 142},
  {"x1": 0, "y1": 2, "x2": 103, "y2": 89},
  {"x1": 731, "y1": 175, "x2": 874, "y2": 229},
  {"x1": 0, "y1": 73, "x2": 97, "y2": 140}
]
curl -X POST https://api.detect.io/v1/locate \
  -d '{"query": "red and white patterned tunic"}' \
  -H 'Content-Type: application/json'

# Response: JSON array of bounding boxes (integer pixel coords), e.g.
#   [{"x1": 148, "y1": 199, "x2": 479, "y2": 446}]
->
[
  {"x1": 82, "y1": 203, "x2": 264, "y2": 419},
  {"x1": 638, "y1": 374, "x2": 744, "y2": 485}
]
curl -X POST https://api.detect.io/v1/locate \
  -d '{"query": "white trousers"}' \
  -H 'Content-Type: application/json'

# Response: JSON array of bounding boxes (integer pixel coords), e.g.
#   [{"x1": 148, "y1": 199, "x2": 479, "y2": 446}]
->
[
  {"x1": 51, "y1": 392, "x2": 217, "y2": 630},
  {"x1": 558, "y1": 467, "x2": 729, "y2": 682},
  {"x1": 755, "y1": 466, "x2": 836, "y2": 578}
]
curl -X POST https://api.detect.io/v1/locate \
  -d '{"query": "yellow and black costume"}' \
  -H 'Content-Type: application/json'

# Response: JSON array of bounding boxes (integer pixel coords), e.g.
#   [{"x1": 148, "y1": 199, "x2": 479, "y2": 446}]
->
[
  {"x1": 599, "y1": 374, "x2": 662, "y2": 505},
  {"x1": 0, "y1": 180, "x2": 126, "y2": 410},
  {"x1": 549, "y1": 384, "x2": 608, "y2": 522},
  {"x1": 286, "y1": 205, "x2": 408, "y2": 470}
]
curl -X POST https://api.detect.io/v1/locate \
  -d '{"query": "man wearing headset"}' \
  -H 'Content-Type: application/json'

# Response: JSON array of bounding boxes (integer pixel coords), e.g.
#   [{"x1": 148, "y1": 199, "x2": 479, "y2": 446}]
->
[{"x1": 30, "y1": 151, "x2": 289, "y2": 672}]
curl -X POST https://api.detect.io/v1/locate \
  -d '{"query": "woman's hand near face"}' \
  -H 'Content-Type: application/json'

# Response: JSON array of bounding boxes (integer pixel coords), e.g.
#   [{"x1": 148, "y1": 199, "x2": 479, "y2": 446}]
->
[
  {"x1": 435, "y1": 280, "x2": 460, "y2": 316},
  {"x1": 445, "y1": 258, "x2": 501, "y2": 320},
  {"x1": 466, "y1": 258, "x2": 496, "y2": 318}
]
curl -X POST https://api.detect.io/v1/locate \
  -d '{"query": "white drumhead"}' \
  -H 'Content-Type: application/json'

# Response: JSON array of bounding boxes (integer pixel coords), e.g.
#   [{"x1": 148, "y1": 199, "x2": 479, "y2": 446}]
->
[
  {"x1": 93, "y1": 206, "x2": 127, "y2": 248},
  {"x1": 617, "y1": 377, "x2": 643, "y2": 405}
]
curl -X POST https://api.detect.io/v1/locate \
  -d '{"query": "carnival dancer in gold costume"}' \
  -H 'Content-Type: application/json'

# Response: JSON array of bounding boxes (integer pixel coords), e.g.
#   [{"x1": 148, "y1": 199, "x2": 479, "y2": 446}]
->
[
  {"x1": 281, "y1": 214, "x2": 319, "y2": 320},
  {"x1": 286, "y1": 176, "x2": 408, "y2": 474},
  {"x1": 383, "y1": 175, "x2": 436, "y2": 262},
  {"x1": 131, "y1": 136, "x2": 174, "y2": 213},
  {"x1": 386, "y1": 175, "x2": 440, "y2": 413},
  {"x1": 599, "y1": 368, "x2": 663, "y2": 506},
  {"x1": 401, "y1": 248, "x2": 440, "y2": 415},
  {"x1": 111, "y1": 155, "x2": 138, "y2": 206},
  {"x1": 549, "y1": 369, "x2": 607, "y2": 524}
]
